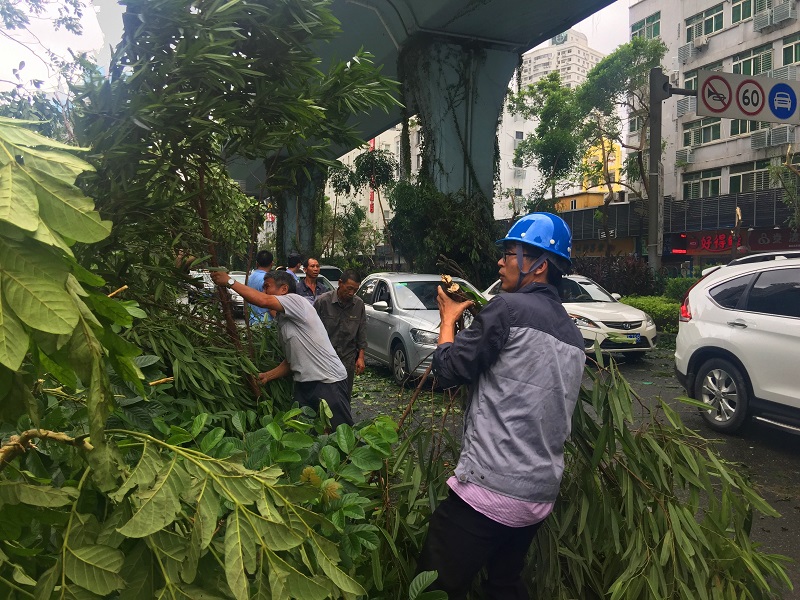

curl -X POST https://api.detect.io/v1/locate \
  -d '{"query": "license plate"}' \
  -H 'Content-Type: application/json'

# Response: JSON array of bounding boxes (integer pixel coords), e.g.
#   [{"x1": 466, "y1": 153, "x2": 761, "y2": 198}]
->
[{"x1": 626, "y1": 334, "x2": 640, "y2": 342}]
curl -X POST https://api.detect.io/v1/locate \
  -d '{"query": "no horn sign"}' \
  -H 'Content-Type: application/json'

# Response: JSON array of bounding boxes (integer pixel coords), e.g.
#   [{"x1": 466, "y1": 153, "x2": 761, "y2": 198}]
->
[{"x1": 697, "y1": 70, "x2": 799, "y2": 124}]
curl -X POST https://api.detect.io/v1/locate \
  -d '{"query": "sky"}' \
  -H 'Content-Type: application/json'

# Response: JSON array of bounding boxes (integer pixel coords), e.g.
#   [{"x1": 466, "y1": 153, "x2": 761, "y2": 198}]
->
[{"x1": 0, "y1": 0, "x2": 628, "y2": 92}]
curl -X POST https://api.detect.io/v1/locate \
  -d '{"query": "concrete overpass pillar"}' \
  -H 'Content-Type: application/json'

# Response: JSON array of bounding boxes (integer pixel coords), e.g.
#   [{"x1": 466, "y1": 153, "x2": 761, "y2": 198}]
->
[
  {"x1": 275, "y1": 163, "x2": 325, "y2": 262},
  {"x1": 401, "y1": 39, "x2": 519, "y2": 201}
]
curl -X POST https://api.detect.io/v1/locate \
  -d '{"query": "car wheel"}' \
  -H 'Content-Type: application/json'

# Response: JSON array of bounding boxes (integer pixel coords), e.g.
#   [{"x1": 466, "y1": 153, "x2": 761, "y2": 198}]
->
[
  {"x1": 391, "y1": 343, "x2": 410, "y2": 386},
  {"x1": 694, "y1": 358, "x2": 750, "y2": 434}
]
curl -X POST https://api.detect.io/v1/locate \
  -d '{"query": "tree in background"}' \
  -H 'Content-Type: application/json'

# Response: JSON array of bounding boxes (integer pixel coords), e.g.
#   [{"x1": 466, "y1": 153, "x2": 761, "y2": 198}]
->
[
  {"x1": 507, "y1": 72, "x2": 584, "y2": 203},
  {"x1": 576, "y1": 36, "x2": 667, "y2": 255}
]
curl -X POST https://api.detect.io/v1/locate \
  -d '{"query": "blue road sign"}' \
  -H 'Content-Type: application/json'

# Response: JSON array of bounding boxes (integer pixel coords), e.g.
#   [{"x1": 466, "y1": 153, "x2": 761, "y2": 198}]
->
[{"x1": 768, "y1": 83, "x2": 797, "y2": 121}]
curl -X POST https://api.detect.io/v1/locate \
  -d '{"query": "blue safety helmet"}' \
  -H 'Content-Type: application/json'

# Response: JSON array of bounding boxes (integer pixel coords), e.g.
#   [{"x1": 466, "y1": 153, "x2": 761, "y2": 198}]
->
[{"x1": 496, "y1": 212, "x2": 572, "y2": 265}]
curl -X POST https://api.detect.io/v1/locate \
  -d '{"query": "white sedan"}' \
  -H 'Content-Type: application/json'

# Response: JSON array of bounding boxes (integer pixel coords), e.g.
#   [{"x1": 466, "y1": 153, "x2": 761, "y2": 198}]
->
[{"x1": 484, "y1": 275, "x2": 657, "y2": 358}]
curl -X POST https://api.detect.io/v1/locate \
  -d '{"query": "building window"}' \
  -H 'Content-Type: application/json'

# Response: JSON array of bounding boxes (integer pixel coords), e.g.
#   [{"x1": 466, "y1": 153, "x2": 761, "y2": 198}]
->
[
  {"x1": 683, "y1": 117, "x2": 721, "y2": 146},
  {"x1": 730, "y1": 119, "x2": 769, "y2": 136},
  {"x1": 729, "y1": 159, "x2": 772, "y2": 193},
  {"x1": 733, "y1": 44, "x2": 773, "y2": 76},
  {"x1": 783, "y1": 33, "x2": 800, "y2": 66},
  {"x1": 570, "y1": 199, "x2": 577, "y2": 210},
  {"x1": 683, "y1": 168, "x2": 722, "y2": 199},
  {"x1": 629, "y1": 114, "x2": 644, "y2": 133},
  {"x1": 514, "y1": 188, "x2": 523, "y2": 197},
  {"x1": 686, "y1": 4, "x2": 724, "y2": 42},
  {"x1": 631, "y1": 11, "x2": 661, "y2": 39},
  {"x1": 731, "y1": 0, "x2": 752, "y2": 23},
  {"x1": 683, "y1": 62, "x2": 723, "y2": 90}
]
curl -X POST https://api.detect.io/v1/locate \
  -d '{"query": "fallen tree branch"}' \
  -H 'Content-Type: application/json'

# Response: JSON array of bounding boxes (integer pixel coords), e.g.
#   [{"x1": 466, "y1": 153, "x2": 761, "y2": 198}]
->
[{"x1": 0, "y1": 430, "x2": 94, "y2": 472}]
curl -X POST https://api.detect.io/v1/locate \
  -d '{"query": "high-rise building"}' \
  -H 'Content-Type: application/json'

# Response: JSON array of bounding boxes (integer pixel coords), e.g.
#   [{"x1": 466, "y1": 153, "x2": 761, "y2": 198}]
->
[
  {"x1": 495, "y1": 30, "x2": 606, "y2": 220},
  {"x1": 623, "y1": 0, "x2": 799, "y2": 263},
  {"x1": 520, "y1": 29, "x2": 604, "y2": 89}
]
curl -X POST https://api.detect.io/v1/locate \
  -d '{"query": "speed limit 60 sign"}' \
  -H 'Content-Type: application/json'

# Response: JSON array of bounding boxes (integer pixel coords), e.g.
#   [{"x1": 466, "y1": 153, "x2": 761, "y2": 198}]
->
[{"x1": 697, "y1": 70, "x2": 799, "y2": 124}]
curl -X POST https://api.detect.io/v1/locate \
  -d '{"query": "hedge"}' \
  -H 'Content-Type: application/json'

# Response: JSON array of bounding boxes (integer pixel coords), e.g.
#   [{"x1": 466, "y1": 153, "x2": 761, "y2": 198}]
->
[
  {"x1": 664, "y1": 277, "x2": 700, "y2": 301},
  {"x1": 620, "y1": 295, "x2": 681, "y2": 334}
]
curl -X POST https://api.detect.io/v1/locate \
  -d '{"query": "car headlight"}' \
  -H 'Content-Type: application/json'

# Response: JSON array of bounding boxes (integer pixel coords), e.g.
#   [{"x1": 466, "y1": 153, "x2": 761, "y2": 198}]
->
[
  {"x1": 568, "y1": 313, "x2": 600, "y2": 329},
  {"x1": 644, "y1": 313, "x2": 654, "y2": 327},
  {"x1": 410, "y1": 328, "x2": 439, "y2": 345}
]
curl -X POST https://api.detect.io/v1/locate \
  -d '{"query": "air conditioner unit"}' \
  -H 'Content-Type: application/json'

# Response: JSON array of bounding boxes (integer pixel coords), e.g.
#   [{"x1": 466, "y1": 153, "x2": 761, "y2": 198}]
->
[
  {"x1": 675, "y1": 148, "x2": 695, "y2": 164},
  {"x1": 772, "y1": 0, "x2": 798, "y2": 24},
  {"x1": 770, "y1": 125, "x2": 796, "y2": 146},
  {"x1": 676, "y1": 96, "x2": 697, "y2": 118},
  {"x1": 669, "y1": 71, "x2": 680, "y2": 85},
  {"x1": 693, "y1": 35, "x2": 709, "y2": 49},
  {"x1": 513, "y1": 167, "x2": 527, "y2": 179},
  {"x1": 753, "y1": 9, "x2": 773, "y2": 30},
  {"x1": 769, "y1": 65, "x2": 798, "y2": 80},
  {"x1": 678, "y1": 43, "x2": 697, "y2": 64},
  {"x1": 751, "y1": 129, "x2": 770, "y2": 149}
]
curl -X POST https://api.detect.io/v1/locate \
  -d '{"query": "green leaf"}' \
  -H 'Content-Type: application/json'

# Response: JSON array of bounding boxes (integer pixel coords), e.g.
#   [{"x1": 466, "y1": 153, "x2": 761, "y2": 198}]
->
[
  {"x1": 33, "y1": 560, "x2": 60, "y2": 600},
  {"x1": 191, "y1": 413, "x2": 209, "y2": 437},
  {"x1": 224, "y1": 509, "x2": 258, "y2": 600},
  {"x1": 200, "y1": 427, "x2": 226, "y2": 453},
  {"x1": 409, "y1": 571, "x2": 438, "y2": 600},
  {"x1": 64, "y1": 544, "x2": 125, "y2": 596},
  {"x1": 183, "y1": 478, "x2": 219, "y2": 582},
  {"x1": 111, "y1": 443, "x2": 163, "y2": 502},
  {"x1": 349, "y1": 446, "x2": 384, "y2": 471},
  {"x1": 0, "y1": 297, "x2": 28, "y2": 370},
  {"x1": 31, "y1": 165, "x2": 111, "y2": 243},
  {"x1": 0, "y1": 161, "x2": 38, "y2": 231},
  {"x1": 311, "y1": 533, "x2": 366, "y2": 595},
  {"x1": 117, "y1": 455, "x2": 187, "y2": 538},
  {"x1": 335, "y1": 425, "x2": 357, "y2": 454},
  {"x1": 0, "y1": 481, "x2": 78, "y2": 507},
  {"x1": 319, "y1": 445, "x2": 340, "y2": 471},
  {"x1": 0, "y1": 238, "x2": 76, "y2": 334}
]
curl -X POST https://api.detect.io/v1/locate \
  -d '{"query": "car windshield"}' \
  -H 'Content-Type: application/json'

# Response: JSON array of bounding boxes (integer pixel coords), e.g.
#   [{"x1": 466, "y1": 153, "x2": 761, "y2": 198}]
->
[
  {"x1": 393, "y1": 279, "x2": 480, "y2": 310},
  {"x1": 560, "y1": 278, "x2": 615, "y2": 303}
]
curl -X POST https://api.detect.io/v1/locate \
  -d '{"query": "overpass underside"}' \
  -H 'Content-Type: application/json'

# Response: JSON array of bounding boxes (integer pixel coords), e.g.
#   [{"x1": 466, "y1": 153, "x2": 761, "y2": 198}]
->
[{"x1": 232, "y1": 0, "x2": 616, "y2": 257}]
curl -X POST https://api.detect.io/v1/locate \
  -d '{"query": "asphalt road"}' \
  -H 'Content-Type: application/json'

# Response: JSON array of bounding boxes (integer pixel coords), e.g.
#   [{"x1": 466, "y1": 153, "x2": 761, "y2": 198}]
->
[{"x1": 355, "y1": 348, "x2": 800, "y2": 597}]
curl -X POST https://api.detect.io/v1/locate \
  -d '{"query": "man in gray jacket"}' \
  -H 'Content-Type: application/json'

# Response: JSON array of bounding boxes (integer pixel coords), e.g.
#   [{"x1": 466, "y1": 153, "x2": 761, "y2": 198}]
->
[{"x1": 417, "y1": 213, "x2": 585, "y2": 599}]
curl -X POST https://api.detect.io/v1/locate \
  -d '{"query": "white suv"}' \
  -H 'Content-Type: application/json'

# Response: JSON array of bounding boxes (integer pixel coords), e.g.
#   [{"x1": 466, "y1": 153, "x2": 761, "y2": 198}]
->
[{"x1": 675, "y1": 254, "x2": 800, "y2": 434}]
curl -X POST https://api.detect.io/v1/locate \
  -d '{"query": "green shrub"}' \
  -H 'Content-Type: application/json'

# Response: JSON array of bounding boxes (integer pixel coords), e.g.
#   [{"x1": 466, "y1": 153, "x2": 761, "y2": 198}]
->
[
  {"x1": 620, "y1": 295, "x2": 681, "y2": 334},
  {"x1": 664, "y1": 277, "x2": 700, "y2": 301},
  {"x1": 571, "y1": 255, "x2": 666, "y2": 297}
]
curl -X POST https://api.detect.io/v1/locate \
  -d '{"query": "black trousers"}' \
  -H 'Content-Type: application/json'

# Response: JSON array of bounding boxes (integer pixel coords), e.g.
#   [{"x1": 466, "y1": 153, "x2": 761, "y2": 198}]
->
[
  {"x1": 416, "y1": 490, "x2": 542, "y2": 600},
  {"x1": 293, "y1": 379, "x2": 354, "y2": 429}
]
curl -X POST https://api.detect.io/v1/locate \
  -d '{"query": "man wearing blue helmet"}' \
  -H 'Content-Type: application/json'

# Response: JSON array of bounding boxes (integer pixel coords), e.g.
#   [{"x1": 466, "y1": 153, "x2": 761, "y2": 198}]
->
[{"x1": 416, "y1": 213, "x2": 585, "y2": 599}]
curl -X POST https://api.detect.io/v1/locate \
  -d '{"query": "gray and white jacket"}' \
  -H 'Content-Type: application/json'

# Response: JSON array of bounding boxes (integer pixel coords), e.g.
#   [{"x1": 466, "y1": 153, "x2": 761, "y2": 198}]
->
[{"x1": 432, "y1": 282, "x2": 585, "y2": 503}]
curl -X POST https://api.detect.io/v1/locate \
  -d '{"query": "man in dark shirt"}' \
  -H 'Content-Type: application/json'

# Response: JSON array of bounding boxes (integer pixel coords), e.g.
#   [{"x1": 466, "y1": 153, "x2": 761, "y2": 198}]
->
[
  {"x1": 313, "y1": 270, "x2": 367, "y2": 398},
  {"x1": 296, "y1": 257, "x2": 327, "y2": 304}
]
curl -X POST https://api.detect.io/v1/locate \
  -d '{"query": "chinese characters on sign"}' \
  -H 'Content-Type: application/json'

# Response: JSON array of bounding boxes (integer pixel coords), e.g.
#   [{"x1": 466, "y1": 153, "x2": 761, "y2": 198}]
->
[{"x1": 670, "y1": 228, "x2": 800, "y2": 255}]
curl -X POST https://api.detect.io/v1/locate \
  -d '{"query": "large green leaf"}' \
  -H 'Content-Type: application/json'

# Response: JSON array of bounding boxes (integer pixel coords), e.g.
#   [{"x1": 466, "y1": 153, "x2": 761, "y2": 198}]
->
[
  {"x1": 224, "y1": 508, "x2": 258, "y2": 600},
  {"x1": 311, "y1": 533, "x2": 366, "y2": 595},
  {"x1": 64, "y1": 544, "x2": 125, "y2": 596},
  {"x1": 0, "y1": 238, "x2": 76, "y2": 334},
  {"x1": 0, "y1": 161, "x2": 38, "y2": 231},
  {"x1": 182, "y1": 477, "x2": 219, "y2": 583},
  {"x1": 265, "y1": 550, "x2": 329, "y2": 600},
  {"x1": 0, "y1": 117, "x2": 90, "y2": 151},
  {"x1": 0, "y1": 298, "x2": 28, "y2": 371},
  {"x1": 31, "y1": 166, "x2": 111, "y2": 243},
  {"x1": 0, "y1": 481, "x2": 78, "y2": 508},
  {"x1": 12, "y1": 146, "x2": 92, "y2": 184},
  {"x1": 117, "y1": 455, "x2": 187, "y2": 538}
]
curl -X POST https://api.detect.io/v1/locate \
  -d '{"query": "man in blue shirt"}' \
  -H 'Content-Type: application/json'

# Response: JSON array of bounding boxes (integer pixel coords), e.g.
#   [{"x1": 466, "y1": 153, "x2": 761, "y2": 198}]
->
[{"x1": 247, "y1": 250, "x2": 274, "y2": 325}]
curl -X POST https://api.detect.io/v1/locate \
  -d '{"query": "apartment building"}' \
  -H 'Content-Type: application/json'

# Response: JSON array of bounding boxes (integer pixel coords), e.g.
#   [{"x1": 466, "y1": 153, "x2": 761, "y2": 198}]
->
[
  {"x1": 625, "y1": 0, "x2": 799, "y2": 263},
  {"x1": 519, "y1": 29, "x2": 604, "y2": 89},
  {"x1": 497, "y1": 30, "x2": 607, "y2": 219}
]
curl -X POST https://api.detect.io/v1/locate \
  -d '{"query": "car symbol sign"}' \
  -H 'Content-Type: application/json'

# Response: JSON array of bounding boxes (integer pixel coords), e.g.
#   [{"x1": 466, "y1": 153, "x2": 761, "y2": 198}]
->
[{"x1": 768, "y1": 83, "x2": 797, "y2": 121}]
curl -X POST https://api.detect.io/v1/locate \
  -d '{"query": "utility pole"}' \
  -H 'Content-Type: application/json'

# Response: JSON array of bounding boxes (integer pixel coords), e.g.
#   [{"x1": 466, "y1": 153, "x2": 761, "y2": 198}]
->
[{"x1": 648, "y1": 67, "x2": 697, "y2": 274}]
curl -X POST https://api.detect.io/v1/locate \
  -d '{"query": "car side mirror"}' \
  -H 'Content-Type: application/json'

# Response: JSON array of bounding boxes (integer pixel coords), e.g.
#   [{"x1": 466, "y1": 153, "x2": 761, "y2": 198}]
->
[
  {"x1": 372, "y1": 301, "x2": 391, "y2": 312},
  {"x1": 611, "y1": 293, "x2": 621, "y2": 301}
]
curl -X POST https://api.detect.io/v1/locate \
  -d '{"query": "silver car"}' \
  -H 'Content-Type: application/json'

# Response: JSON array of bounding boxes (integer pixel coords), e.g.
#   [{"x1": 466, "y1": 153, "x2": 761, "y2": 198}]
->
[{"x1": 357, "y1": 273, "x2": 484, "y2": 384}]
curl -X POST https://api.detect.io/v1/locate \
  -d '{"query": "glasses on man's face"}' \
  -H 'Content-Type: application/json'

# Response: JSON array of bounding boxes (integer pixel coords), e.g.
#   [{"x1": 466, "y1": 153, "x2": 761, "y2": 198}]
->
[{"x1": 499, "y1": 250, "x2": 535, "y2": 262}]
